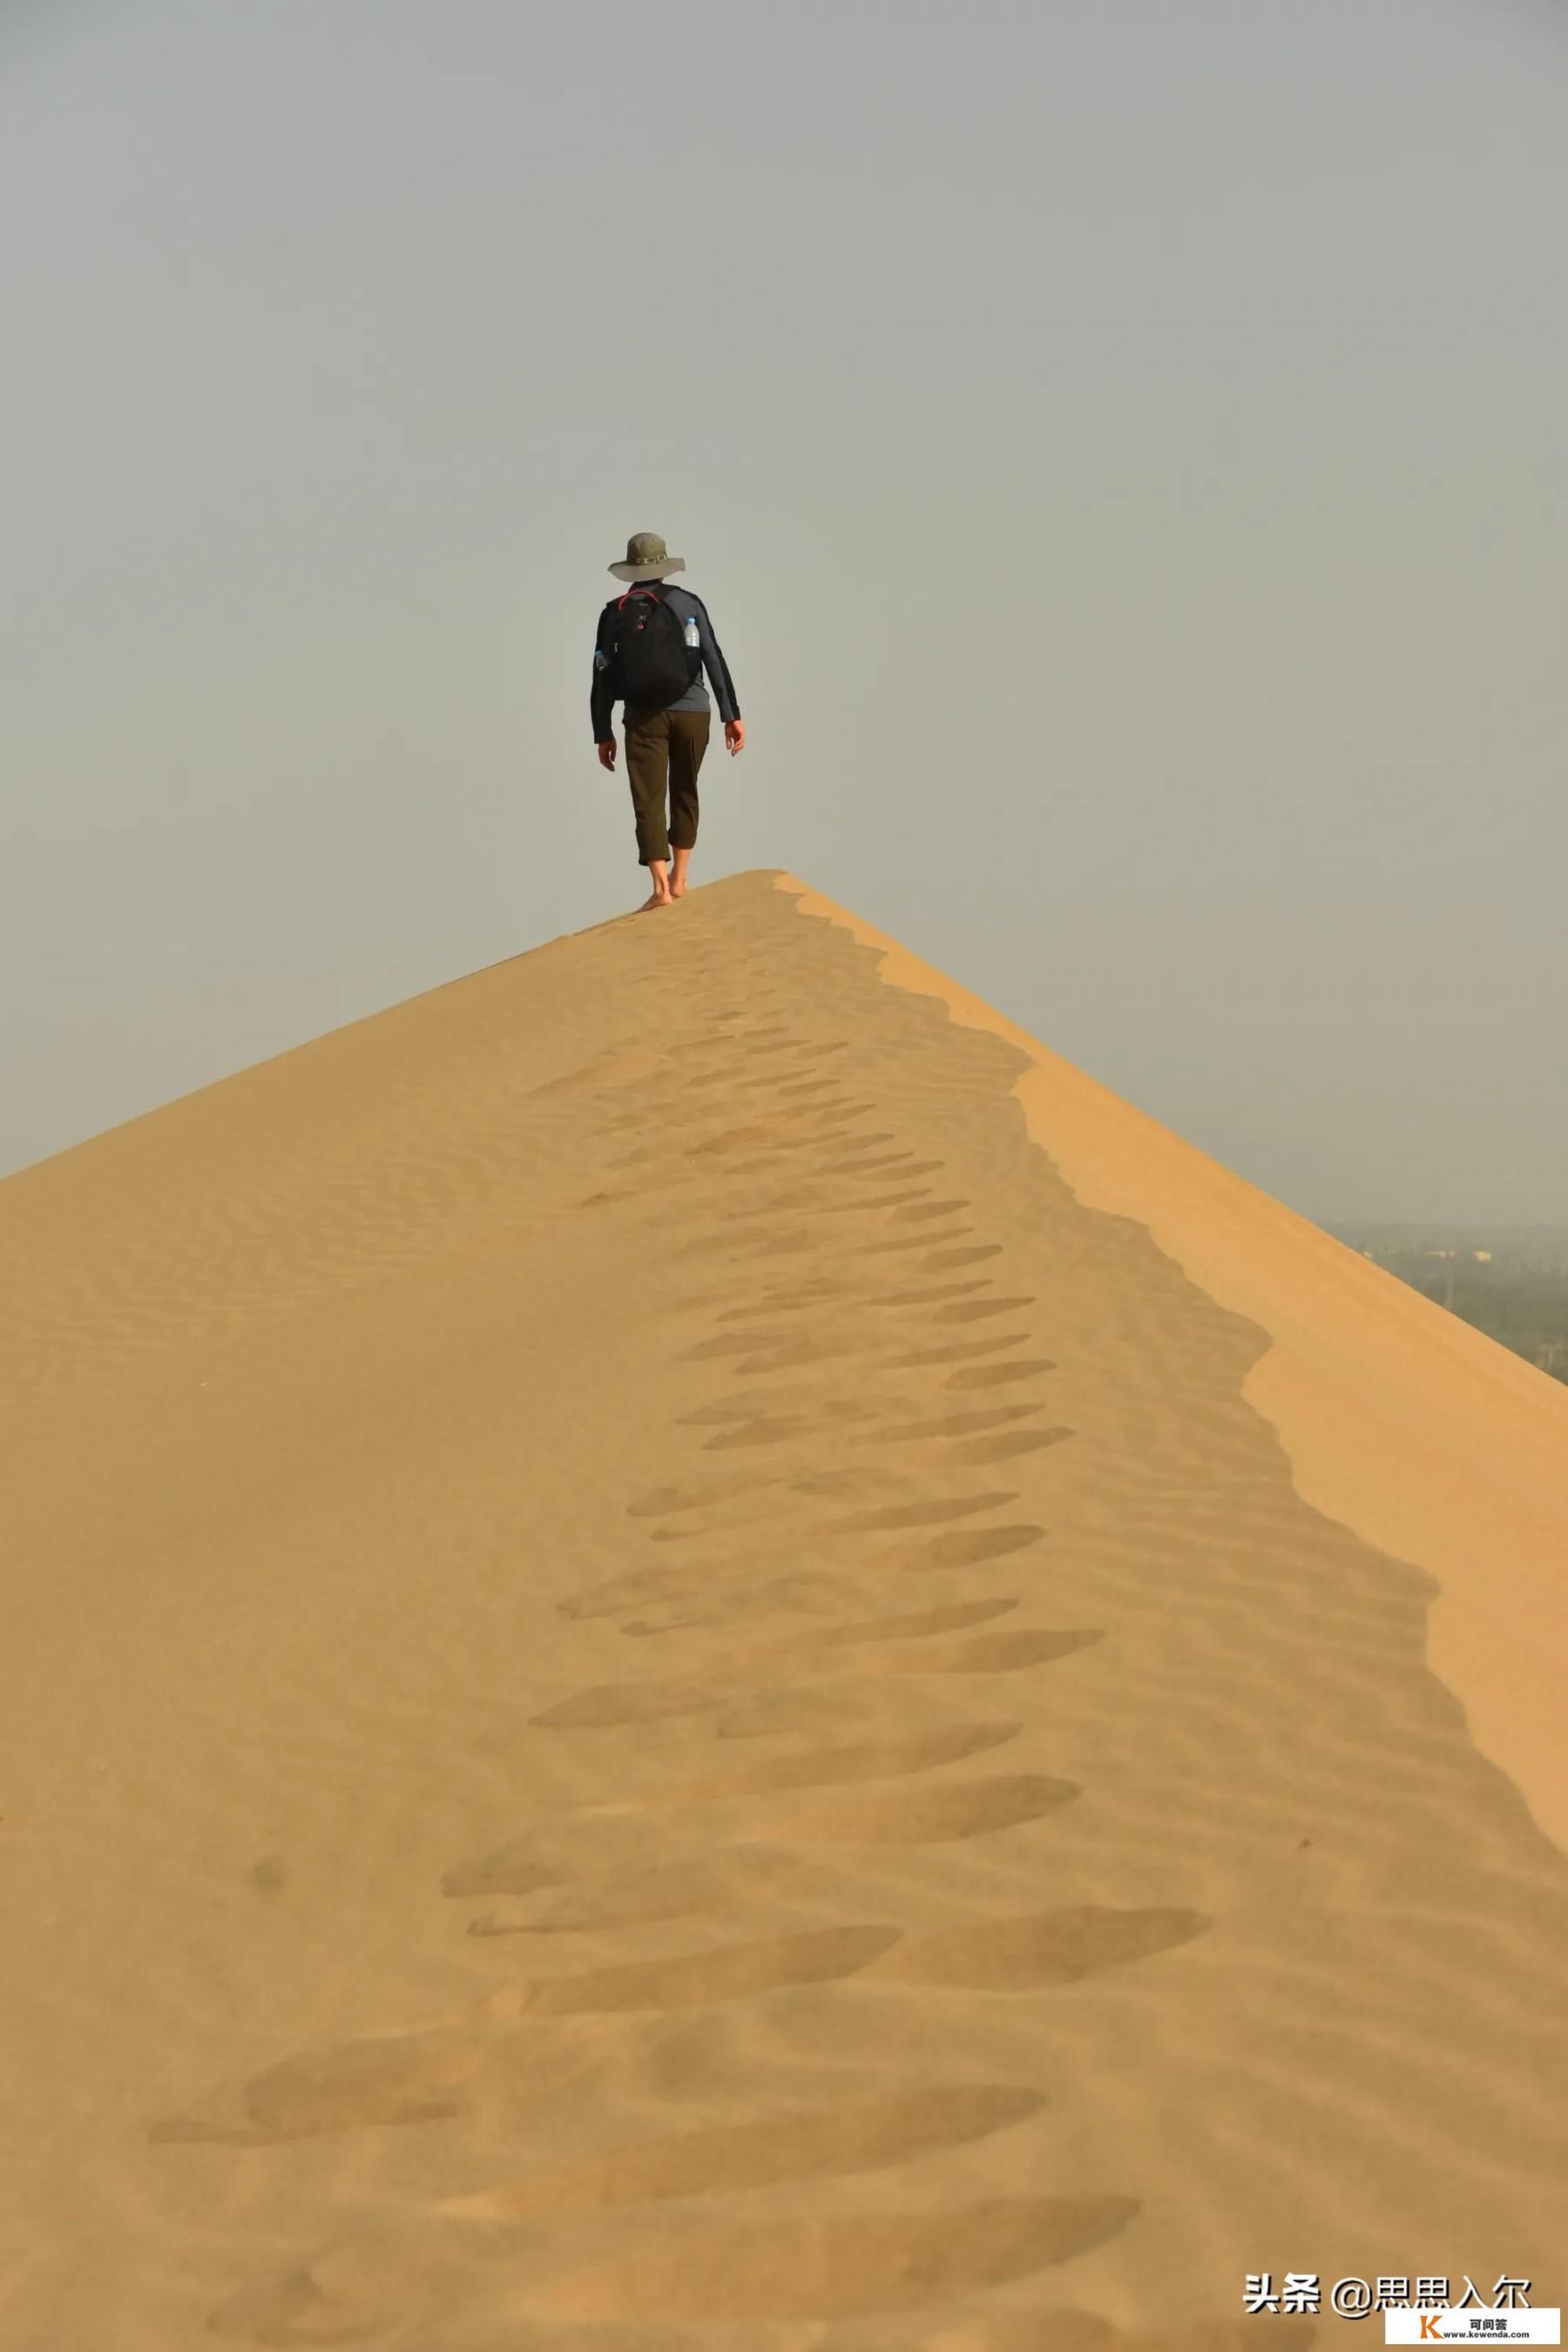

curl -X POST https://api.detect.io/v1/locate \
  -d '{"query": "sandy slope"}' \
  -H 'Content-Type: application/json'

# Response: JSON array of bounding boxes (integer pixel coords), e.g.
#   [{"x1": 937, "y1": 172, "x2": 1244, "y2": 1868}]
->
[{"x1": 1, "y1": 866, "x2": 1564, "y2": 2350}]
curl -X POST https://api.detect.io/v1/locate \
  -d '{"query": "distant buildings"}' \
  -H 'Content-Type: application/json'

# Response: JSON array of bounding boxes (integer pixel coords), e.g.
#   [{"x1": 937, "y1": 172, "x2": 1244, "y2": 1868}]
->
[{"x1": 1322, "y1": 1223, "x2": 1568, "y2": 1389}]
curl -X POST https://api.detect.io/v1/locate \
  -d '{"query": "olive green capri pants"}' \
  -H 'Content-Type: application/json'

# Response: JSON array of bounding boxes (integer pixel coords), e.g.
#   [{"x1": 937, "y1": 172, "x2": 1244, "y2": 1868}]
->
[{"x1": 624, "y1": 706, "x2": 710, "y2": 866}]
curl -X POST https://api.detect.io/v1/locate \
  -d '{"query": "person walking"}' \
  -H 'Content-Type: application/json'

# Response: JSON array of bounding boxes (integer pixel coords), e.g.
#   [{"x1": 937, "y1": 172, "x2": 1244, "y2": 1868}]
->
[{"x1": 591, "y1": 531, "x2": 746, "y2": 911}]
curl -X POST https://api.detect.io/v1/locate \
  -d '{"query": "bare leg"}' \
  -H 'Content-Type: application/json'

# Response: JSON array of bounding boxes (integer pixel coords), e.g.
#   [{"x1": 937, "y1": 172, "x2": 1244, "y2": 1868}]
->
[
  {"x1": 639, "y1": 857, "x2": 673, "y2": 912},
  {"x1": 669, "y1": 844, "x2": 692, "y2": 899}
]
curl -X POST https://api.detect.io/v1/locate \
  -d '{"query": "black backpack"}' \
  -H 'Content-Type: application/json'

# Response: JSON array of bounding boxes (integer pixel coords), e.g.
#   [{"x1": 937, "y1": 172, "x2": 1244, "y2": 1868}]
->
[{"x1": 606, "y1": 588, "x2": 701, "y2": 713}]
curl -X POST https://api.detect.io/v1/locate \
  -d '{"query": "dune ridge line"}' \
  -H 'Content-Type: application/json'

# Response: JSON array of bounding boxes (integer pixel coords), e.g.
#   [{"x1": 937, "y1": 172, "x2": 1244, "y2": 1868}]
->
[{"x1": 773, "y1": 868, "x2": 1568, "y2": 1855}]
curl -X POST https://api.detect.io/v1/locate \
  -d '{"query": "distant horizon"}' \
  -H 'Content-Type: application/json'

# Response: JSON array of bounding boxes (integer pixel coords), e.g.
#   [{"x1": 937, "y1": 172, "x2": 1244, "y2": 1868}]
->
[
  {"x1": 1324, "y1": 1219, "x2": 1568, "y2": 1236},
  {"x1": 4, "y1": 909, "x2": 1563, "y2": 1248}
]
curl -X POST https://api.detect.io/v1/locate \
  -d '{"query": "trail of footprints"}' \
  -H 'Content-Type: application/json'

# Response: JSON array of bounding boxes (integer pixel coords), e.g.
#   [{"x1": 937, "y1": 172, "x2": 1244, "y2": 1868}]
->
[{"x1": 169, "y1": 1010, "x2": 1216, "y2": 2345}]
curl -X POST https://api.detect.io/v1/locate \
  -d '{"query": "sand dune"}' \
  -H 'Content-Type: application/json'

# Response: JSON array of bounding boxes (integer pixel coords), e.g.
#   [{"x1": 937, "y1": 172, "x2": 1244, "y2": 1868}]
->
[{"x1": 2, "y1": 866, "x2": 1565, "y2": 2349}]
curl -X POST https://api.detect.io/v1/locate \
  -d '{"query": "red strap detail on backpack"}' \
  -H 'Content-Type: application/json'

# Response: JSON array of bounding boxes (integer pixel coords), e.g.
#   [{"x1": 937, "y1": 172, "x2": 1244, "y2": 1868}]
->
[{"x1": 615, "y1": 586, "x2": 663, "y2": 612}]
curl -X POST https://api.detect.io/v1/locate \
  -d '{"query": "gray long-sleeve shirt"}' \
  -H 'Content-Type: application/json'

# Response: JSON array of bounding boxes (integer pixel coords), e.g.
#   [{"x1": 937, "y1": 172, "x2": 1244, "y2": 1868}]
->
[{"x1": 591, "y1": 583, "x2": 740, "y2": 741}]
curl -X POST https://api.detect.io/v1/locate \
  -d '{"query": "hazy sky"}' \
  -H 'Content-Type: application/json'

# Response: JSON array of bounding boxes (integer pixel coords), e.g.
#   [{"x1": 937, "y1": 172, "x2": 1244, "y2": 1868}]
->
[{"x1": 3, "y1": 0, "x2": 1564, "y2": 1222}]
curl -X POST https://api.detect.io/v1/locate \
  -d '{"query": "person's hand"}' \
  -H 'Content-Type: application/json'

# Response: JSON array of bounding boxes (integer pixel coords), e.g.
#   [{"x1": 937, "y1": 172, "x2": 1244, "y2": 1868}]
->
[
  {"x1": 597, "y1": 739, "x2": 617, "y2": 772},
  {"x1": 725, "y1": 720, "x2": 746, "y2": 755}
]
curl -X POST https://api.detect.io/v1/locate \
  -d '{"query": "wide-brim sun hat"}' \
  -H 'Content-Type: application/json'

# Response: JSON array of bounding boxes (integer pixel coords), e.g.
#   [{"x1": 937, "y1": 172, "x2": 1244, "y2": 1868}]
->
[{"x1": 609, "y1": 530, "x2": 686, "y2": 583}]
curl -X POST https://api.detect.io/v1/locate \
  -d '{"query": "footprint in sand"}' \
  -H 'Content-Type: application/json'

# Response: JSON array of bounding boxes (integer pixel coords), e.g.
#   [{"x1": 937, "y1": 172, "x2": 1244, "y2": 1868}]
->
[
  {"x1": 722, "y1": 1227, "x2": 823, "y2": 1261},
  {"x1": 814, "y1": 1132, "x2": 896, "y2": 1164},
  {"x1": 524, "y1": 1047, "x2": 664, "y2": 1098},
  {"x1": 468, "y1": 1842, "x2": 833, "y2": 1936},
  {"x1": 943, "y1": 1355, "x2": 1058, "y2": 1389},
  {"x1": 672, "y1": 1271, "x2": 826, "y2": 1308},
  {"x1": 713, "y1": 1681, "x2": 939, "y2": 1736},
  {"x1": 713, "y1": 1282, "x2": 871, "y2": 1322},
  {"x1": 809, "y1": 1489, "x2": 1021, "y2": 1536},
  {"x1": 839, "y1": 1166, "x2": 951, "y2": 1196},
  {"x1": 929, "y1": 1294, "x2": 1037, "y2": 1322},
  {"x1": 686, "y1": 1112, "x2": 865, "y2": 1159},
  {"x1": 625, "y1": 1470, "x2": 775, "y2": 1520},
  {"x1": 884, "y1": 1335, "x2": 1029, "y2": 1366},
  {"x1": 857, "y1": 1280, "x2": 998, "y2": 1309},
  {"x1": 764, "y1": 1773, "x2": 1078, "y2": 1845},
  {"x1": 807, "y1": 1186, "x2": 939, "y2": 1219},
  {"x1": 151, "y1": 2024, "x2": 497, "y2": 2143},
  {"x1": 728, "y1": 1333, "x2": 882, "y2": 1371},
  {"x1": 641, "y1": 1463, "x2": 918, "y2": 1528},
  {"x1": 679, "y1": 1385, "x2": 889, "y2": 1430},
  {"x1": 702, "y1": 1401, "x2": 904, "y2": 1450},
  {"x1": 869, "y1": 1903, "x2": 1213, "y2": 1989},
  {"x1": 877, "y1": 1523, "x2": 1046, "y2": 1571},
  {"x1": 838, "y1": 1225, "x2": 973, "y2": 1260},
  {"x1": 442, "y1": 2080, "x2": 1045, "y2": 2218},
  {"x1": 449, "y1": 1721, "x2": 1045, "y2": 1898},
  {"x1": 948, "y1": 1427, "x2": 1074, "y2": 1464},
  {"x1": 793, "y1": 1465, "x2": 935, "y2": 1502},
  {"x1": 443, "y1": 1812, "x2": 667, "y2": 1898},
  {"x1": 220, "y1": 2135, "x2": 1154, "y2": 2350},
  {"x1": 558, "y1": 1561, "x2": 714, "y2": 1620},
  {"x1": 528, "y1": 1677, "x2": 726, "y2": 1731},
  {"x1": 161, "y1": 1927, "x2": 901, "y2": 2145},
  {"x1": 855, "y1": 1405, "x2": 1059, "y2": 1444},
  {"x1": 824, "y1": 1143, "x2": 941, "y2": 1169},
  {"x1": 735, "y1": 1595, "x2": 1021, "y2": 1660},
  {"x1": 712, "y1": 1630, "x2": 1097, "y2": 1734},
  {"x1": 707, "y1": 1186, "x2": 832, "y2": 1220},
  {"x1": 480, "y1": 1922, "x2": 901, "y2": 2020},
  {"x1": 675, "y1": 1325, "x2": 819, "y2": 1361},
  {"x1": 616, "y1": 1521, "x2": 1037, "y2": 1606},
  {"x1": 620, "y1": 1572, "x2": 869, "y2": 1639},
  {"x1": 853, "y1": 1626, "x2": 1103, "y2": 1678},
  {"x1": 647, "y1": 1722, "x2": 1022, "y2": 1802},
  {"x1": 531, "y1": 1623, "x2": 1091, "y2": 1733}
]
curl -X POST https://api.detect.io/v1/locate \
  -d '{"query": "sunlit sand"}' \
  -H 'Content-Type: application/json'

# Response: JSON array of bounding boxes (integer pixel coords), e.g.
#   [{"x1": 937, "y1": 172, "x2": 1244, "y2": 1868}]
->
[{"x1": 3, "y1": 868, "x2": 1565, "y2": 2347}]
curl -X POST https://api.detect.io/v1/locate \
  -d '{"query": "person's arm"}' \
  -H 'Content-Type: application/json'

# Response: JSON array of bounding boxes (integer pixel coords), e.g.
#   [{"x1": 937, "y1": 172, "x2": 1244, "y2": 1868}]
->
[
  {"x1": 689, "y1": 596, "x2": 740, "y2": 727},
  {"x1": 591, "y1": 605, "x2": 618, "y2": 746}
]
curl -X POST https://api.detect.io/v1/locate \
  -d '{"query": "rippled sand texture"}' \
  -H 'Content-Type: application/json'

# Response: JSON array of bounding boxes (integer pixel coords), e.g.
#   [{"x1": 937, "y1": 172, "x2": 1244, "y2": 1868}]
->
[{"x1": 2, "y1": 866, "x2": 1565, "y2": 2350}]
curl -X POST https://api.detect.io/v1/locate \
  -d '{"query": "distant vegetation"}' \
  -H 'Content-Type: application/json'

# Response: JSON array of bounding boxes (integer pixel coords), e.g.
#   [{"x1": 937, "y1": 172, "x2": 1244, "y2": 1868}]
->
[{"x1": 1321, "y1": 1224, "x2": 1568, "y2": 1387}]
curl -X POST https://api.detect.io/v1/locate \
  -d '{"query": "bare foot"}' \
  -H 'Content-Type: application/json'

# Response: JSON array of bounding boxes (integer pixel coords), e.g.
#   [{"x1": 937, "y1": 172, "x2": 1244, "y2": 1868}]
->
[{"x1": 639, "y1": 885, "x2": 672, "y2": 912}]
